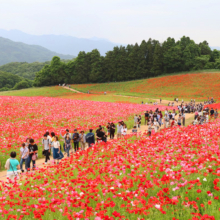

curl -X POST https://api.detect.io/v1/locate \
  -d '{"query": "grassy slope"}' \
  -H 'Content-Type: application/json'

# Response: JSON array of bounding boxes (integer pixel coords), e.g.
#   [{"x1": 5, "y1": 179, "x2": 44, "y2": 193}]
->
[
  {"x1": 0, "y1": 87, "x2": 156, "y2": 104},
  {"x1": 70, "y1": 71, "x2": 220, "y2": 101},
  {"x1": 0, "y1": 86, "x2": 76, "y2": 97}
]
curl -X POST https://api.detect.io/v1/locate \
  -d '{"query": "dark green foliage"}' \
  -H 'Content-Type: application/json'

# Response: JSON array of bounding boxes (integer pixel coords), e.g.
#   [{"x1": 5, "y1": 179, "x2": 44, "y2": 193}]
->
[
  {"x1": 13, "y1": 80, "x2": 30, "y2": 90},
  {"x1": 0, "y1": 71, "x2": 29, "y2": 91},
  {"x1": 34, "y1": 36, "x2": 220, "y2": 86},
  {"x1": 0, "y1": 62, "x2": 50, "y2": 80}
]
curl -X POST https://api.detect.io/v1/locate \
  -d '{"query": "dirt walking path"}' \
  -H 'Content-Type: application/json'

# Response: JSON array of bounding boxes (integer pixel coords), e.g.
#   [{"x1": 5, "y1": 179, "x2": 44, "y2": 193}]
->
[
  {"x1": 63, "y1": 86, "x2": 83, "y2": 93},
  {"x1": 62, "y1": 86, "x2": 201, "y2": 106},
  {"x1": 0, "y1": 113, "x2": 195, "y2": 182}
]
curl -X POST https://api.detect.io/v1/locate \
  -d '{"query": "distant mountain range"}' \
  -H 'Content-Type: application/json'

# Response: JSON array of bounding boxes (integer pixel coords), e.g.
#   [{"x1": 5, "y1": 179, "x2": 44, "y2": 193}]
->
[
  {"x1": 0, "y1": 37, "x2": 75, "y2": 66},
  {"x1": 0, "y1": 29, "x2": 122, "y2": 56}
]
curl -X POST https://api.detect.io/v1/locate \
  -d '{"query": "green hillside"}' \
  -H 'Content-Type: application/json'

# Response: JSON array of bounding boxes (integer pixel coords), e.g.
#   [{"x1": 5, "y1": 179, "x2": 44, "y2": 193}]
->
[
  {"x1": 0, "y1": 61, "x2": 49, "y2": 80},
  {"x1": 0, "y1": 37, "x2": 75, "y2": 65}
]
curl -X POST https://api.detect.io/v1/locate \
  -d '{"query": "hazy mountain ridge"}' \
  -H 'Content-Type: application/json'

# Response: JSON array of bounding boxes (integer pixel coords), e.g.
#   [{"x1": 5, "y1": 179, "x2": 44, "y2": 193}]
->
[
  {"x1": 0, "y1": 37, "x2": 75, "y2": 65},
  {"x1": 0, "y1": 29, "x2": 122, "y2": 56}
]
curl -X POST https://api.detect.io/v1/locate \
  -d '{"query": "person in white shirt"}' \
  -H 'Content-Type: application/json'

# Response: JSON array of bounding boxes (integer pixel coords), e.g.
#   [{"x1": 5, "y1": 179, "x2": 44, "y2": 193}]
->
[
  {"x1": 121, "y1": 124, "x2": 127, "y2": 136},
  {"x1": 206, "y1": 113, "x2": 209, "y2": 123},
  {"x1": 20, "y1": 143, "x2": 29, "y2": 172},
  {"x1": 153, "y1": 119, "x2": 159, "y2": 132},
  {"x1": 117, "y1": 122, "x2": 123, "y2": 139},
  {"x1": 134, "y1": 115, "x2": 138, "y2": 127},
  {"x1": 164, "y1": 114, "x2": 169, "y2": 128},
  {"x1": 45, "y1": 131, "x2": 52, "y2": 142},
  {"x1": 53, "y1": 136, "x2": 64, "y2": 165}
]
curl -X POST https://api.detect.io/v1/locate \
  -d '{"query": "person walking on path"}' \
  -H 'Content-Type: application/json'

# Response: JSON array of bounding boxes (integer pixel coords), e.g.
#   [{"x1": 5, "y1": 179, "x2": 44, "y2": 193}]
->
[
  {"x1": 153, "y1": 119, "x2": 159, "y2": 133},
  {"x1": 50, "y1": 132, "x2": 56, "y2": 157},
  {"x1": 72, "y1": 129, "x2": 80, "y2": 152},
  {"x1": 182, "y1": 112, "x2": 186, "y2": 126},
  {"x1": 86, "y1": 129, "x2": 95, "y2": 148},
  {"x1": 79, "y1": 131, "x2": 86, "y2": 150},
  {"x1": 148, "y1": 122, "x2": 153, "y2": 136},
  {"x1": 42, "y1": 134, "x2": 51, "y2": 164},
  {"x1": 164, "y1": 114, "x2": 169, "y2": 128},
  {"x1": 46, "y1": 131, "x2": 52, "y2": 142},
  {"x1": 177, "y1": 114, "x2": 182, "y2": 126},
  {"x1": 19, "y1": 143, "x2": 29, "y2": 172},
  {"x1": 214, "y1": 109, "x2": 219, "y2": 119},
  {"x1": 28, "y1": 139, "x2": 38, "y2": 171},
  {"x1": 64, "y1": 133, "x2": 71, "y2": 157},
  {"x1": 107, "y1": 122, "x2": 111, "y2": 137},
  {"x1": 134, "y1": 115, "x2": 138, "y2": 127},
  {"x1": 117, "y1": 122, "x2": 123, "y2": 139},
  {"x1": 60, "y1": 129, "x2": 71, "y2": 153},
  {"x1": 5, "y1": 151, "x2": 21, "y2": 182},
  {"x1": 137, "y1": 115, "x2": 141, "y2": 129},
  {"x1": 109, "y1": 123, "x2": 116, "y2": 139},
  {"x1": 53, "y1": 136, "x2": 64, "y2": 164},
  {"x1": 210, "y1": 108, "x2": 215, "y2": 118},
  {"x1": 145, "y1": 111, "x2": 149, "y2": 125}
]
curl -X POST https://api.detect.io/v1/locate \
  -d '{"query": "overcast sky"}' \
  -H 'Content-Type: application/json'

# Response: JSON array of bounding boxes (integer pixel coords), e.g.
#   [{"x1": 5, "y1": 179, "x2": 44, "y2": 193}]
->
[{"x1": 0, "y1": 0, "x2": 220, "y2": 46}]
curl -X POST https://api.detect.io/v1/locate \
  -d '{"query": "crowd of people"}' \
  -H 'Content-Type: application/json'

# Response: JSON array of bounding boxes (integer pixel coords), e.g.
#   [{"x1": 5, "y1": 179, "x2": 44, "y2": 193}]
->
[{"x1": 4, "y1": 98, "x2": 218, "y2": 182}]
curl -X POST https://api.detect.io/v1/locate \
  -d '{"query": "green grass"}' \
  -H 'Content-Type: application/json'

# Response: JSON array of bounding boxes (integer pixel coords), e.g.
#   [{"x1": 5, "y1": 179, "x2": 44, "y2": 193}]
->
[{"x1": 0, "y1": 86, "x2": 76, "y2": 97}]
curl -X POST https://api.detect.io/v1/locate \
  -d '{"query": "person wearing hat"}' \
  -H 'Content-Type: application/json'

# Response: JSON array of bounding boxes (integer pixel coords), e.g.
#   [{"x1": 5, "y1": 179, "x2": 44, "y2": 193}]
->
[
  {"x1": 79, "y1": 131, "x2": 86, "y2": 150},
  {"x1": 72, "y1": 129, "x2": 80, "y2": 152}
]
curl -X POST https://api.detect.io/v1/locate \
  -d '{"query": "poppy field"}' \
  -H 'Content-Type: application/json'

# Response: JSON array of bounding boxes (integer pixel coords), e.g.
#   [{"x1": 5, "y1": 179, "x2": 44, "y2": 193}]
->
[
  {"x1": 70, "y1": 72, "x2": 220, "y2": 101},
  {"x1": 1, "y1": 117, "x2": 220, "y2": 219},
  {"x1": 0, "y1": 96, "x2": 169, "y2": 168}
]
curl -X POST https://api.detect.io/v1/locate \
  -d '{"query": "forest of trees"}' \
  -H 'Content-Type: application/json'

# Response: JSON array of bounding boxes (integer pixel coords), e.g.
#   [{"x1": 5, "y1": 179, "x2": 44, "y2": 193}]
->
[
  {"x1": 26, "y1": 36, "x2": 220, "y2": 86},
  {"x1": 0, "y1": 71, "x2": 32, "y2": 91},
  {"x1": 0, "y1": 59, "x2": 74, "y2": 81}
]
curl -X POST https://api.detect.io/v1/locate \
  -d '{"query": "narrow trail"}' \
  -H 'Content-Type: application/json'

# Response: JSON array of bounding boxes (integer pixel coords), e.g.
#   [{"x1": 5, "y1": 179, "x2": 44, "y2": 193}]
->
[
  {"x1": 0, "y1": 113, "x2": 195, "y2": 182},
  {"x1": 62, "y1": 86, "x2": 200, "y2": 106},
  {"x1": 63, "y1": 86, "x2": 83, "y2": 93}
]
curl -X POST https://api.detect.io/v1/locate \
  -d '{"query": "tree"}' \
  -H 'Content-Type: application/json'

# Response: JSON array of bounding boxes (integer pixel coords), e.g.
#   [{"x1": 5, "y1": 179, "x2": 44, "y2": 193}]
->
[
  {"x1": 13, "y1": 80, "x2": 30, "y2": 90},
  {"x1": 199, "y1": 41, "x2": 212, "y2": 55},
  {"x1": 74, "y1": 51, "x2": 90, "y2": 84},
  {"x1": 32, "y1": 36, "x2": 215, "y2": 87},
  {"x1": 151, "y1": 43, "x2": 163, "y2": 76},
  {"x1": 89, "y1": 49, "x2": 103, "y2": 83},
  {"x1": 127, "y1": 43, "x2": 140, "y2": 80},
  {"x1": 193, "y1": 55, "x2": 210, "y2": 70},
  {"x1": 212, "y1": 49, "x2": 220, "y2": 60},
  {"x1": 136, "y1": 40, "x2": 148, "y2": 79}
]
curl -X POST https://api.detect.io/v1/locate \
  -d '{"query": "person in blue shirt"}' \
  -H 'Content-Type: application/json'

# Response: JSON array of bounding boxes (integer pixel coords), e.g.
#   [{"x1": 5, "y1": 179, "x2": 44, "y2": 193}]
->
[
  {"x1": 86, "y1": 129, "x2": 95, "y2": 148},
  {"x1": 5, "y1": 151, "x2": 21, "y2": 181}
]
